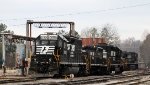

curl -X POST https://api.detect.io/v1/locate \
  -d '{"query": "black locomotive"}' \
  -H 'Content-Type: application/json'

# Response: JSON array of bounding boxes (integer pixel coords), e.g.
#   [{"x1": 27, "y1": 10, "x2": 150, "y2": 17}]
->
[
  {"x1": 122, "y1": 51, "x2": 138, "y2": 70},
  {"x1": 30, "y1": 32, "x2": 138, "y2": 76},
  {"x1": 30, "y1": 32, "x2": 84, "y2": 76}
]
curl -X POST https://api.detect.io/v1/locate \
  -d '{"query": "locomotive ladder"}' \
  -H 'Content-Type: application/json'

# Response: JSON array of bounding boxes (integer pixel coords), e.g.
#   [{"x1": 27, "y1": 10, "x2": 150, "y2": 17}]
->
[
  {"x1": 107, "y1": 58, "x2": 111, "y2": 71},
  {"x1": 124, "y1": 59, "x2": 128, "y2": 70},
  {"x1": 85, "y1": 54, "x2": 91, "y2": 74},
  {"x1": 120, "y1": 59, "x2": 124, "y2": 70},
  {"x1": 53, "y1": 49, "x2": 60, "y2": 67}
]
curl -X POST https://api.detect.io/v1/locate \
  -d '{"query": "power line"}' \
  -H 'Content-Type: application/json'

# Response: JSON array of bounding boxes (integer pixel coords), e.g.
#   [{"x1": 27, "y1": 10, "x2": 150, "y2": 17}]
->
[
  {"x1": 1, "y1": 2, "x2": 150, "y2": 25},
  {"x1": 8, "y1": 24, "x2": 25, "y2": 27}
]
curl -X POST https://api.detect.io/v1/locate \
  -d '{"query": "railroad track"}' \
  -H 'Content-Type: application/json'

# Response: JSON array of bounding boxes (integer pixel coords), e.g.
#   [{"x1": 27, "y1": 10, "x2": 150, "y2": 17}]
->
[
  {"x1": 105, "y1": 75, "x2": 150, "y2": 85},
  {"x1": 0, "y1": 75, "x2": 52, "y2": 84},
  {"x1": 0, "y1": 77, "x2": 34, "y2": 84},
  {"x1": 106, "y1": 77, "x2": 141, "y2": 85},
  {"x1": 21, "y1": 75, "x2": 130, "y2": 85},
  {"x1": 0, "y1": 71, "x2": 150, "y2": 85},
  {"x1": 57, "y1": 73, "x2": 150, "y2": 85},
  {"x1": 130, "y1": 79, "x2": 150, "y2": 85}
]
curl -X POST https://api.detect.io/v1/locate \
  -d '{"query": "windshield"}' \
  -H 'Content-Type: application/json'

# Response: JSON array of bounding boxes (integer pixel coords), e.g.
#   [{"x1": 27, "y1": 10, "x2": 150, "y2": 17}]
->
[
  {"x1": 36, "y1": 40, "x2": 57, "y2": 46},
  {"x1": 41, "y1": 41, "x2": 49, "y2": 45},
  {"x1": 50, "y1": 41, "x2": 57, "y2": 46}
]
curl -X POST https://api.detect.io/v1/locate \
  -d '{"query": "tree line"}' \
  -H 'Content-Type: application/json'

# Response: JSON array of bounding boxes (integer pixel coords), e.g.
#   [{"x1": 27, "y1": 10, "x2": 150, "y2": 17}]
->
[{"x1": 81, "y1": 24, "x2": 120, "y2": 46}]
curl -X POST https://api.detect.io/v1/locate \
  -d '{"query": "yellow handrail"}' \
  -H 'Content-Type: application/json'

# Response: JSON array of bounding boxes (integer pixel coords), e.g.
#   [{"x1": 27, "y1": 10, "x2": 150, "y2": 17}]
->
[
  {"x1": 53, "y1": 49, "x2": 60, "y2": 67},
  {"x1": 107, "y1": 58, "x2": 111, "y2": 70},
  {"x1": 85, "y1": 54, "x2": 91, "y2": 74}
]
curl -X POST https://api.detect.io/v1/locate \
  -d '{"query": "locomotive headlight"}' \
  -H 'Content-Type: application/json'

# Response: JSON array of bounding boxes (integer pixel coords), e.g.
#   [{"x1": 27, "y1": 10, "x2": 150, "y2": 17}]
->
[{"x1": 49, "y1": 58, "x2": 51, "y2": 62}]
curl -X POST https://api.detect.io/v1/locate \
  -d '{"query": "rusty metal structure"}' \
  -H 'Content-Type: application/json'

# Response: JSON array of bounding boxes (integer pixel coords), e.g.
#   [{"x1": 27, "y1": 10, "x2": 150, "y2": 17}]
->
[
  {"x1": 82, "y1": 38, "x2": 105, "y2": 46},
  {"x1": 0, "y1": 32, "x2": 35, "y2": 75}
]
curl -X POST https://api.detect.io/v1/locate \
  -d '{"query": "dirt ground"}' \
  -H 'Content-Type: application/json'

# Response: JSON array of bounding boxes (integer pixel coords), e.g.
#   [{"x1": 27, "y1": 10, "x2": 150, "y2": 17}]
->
[{"x1": 0, "y1": 69, "x2": 19, "y2": 76}]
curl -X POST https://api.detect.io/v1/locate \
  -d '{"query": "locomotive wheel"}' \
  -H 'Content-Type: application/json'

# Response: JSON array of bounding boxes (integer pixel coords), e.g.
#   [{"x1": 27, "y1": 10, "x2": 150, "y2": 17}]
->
[
  {"x1": 115, "y1": 66, "x2": 123, "y2": 74},
  {"x1": 37, "y1": 66, "x2": 49, "y2": 73},
  {"x1": 58, "y1": 65, "x2": 72, "y2": 76},
  {"x1": 53, "y1": 74, "x2": 61, "y2": 78},
  {"x1": 106, "y1": 67, "x2": 111, "y2": 75},
  {"x1": 77, "y1": 66, "x2": 88, "y2": 76},
  {"x1": 58, "y1": 65, "x2": 65, "y2": 76},
  {"x1": 119, "y1": 66, "x2": 124, "y2": 74}
]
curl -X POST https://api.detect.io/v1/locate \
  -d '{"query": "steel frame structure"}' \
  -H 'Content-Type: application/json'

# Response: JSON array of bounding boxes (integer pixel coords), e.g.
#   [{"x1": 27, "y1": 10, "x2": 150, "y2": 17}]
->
[{"x1": 26, "y1": 20, "x2": 75, "y2": 75}]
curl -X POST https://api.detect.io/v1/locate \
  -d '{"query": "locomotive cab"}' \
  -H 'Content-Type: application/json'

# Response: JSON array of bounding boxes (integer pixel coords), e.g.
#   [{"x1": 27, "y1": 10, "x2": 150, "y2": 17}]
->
[
  {"x1": 82, "y1": 46, "x2": 104, "y2": 64},
  {"x1": 30, "y1": 33, "x2": 59, "y2": 73},
  {"x1": 96, "y1": 43, "x2": 122, "y2": 65},
  {"x1": 96, "y1": 43, "x2": 123, "y2": 74}
]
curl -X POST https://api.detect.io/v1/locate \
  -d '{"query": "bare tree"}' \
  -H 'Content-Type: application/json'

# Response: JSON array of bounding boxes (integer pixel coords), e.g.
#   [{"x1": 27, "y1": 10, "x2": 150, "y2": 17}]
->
[
  {"x1": 58, "y1": 29, "x2": 68, "y2": 35},
  {"x1": 140, "y1": 34, "x2": 150, "y2": 67},
  {"x1": 81, "y1": 24, "x2": 120, "y2": 46},
  {"x1": 58, "y1": 29, "x2": 80, "y2": 38},
  {"x1": 100, "y1": 24, "x2": 120, "y2": 46},
  {"x1": 120, "y1": 37, "x2": 135, "y2": 51},
  {"x1": 141, "y1": 30, "x2": 149, "y2": 41},
  {"x1": 119, "y1": 37, "x2": 141, "y2": 53},
  {"x1": 81, "y1": 27, "x2": 99, "y2": 38},
  {"x1": 90, "y1": 28, "x2": 98, "y2": 38}
]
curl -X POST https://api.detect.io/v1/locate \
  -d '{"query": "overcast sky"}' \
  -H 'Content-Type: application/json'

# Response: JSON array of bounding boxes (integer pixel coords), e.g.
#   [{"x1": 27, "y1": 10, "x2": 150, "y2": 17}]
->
[{"x1": 0, "y1": 0, "x2": 150, "y2": 40}]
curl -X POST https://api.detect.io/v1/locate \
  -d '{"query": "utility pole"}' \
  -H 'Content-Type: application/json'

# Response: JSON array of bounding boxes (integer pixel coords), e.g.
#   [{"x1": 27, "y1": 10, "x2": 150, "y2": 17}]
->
[
  {"x1": 1, "y1": 31, "x2": 13, "y2": 76},
  {"x1": 2, "y1": 31, "x2": 6, "y2": 75}
]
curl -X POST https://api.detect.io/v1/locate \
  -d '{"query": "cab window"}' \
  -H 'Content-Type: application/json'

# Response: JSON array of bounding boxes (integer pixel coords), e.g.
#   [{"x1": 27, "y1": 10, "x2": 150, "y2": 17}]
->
[{"x1": 41, "y1": 41, "x2": 49, "y2": 45}]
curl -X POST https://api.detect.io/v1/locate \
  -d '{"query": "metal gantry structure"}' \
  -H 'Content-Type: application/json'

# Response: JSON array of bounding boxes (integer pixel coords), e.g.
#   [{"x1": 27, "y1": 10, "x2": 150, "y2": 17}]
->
[
  {"x1": 25, "y1": 20, "x2": 75, "y2": 56},
  {"x1": 25, "y1": 20, "x2": 75, "y2": 75}
]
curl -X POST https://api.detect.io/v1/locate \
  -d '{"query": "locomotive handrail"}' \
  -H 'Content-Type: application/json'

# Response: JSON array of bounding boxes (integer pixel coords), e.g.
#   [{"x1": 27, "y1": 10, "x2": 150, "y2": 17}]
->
[
  {"x1": 53, "y1": 49, "x2": 60, "y2": 67},
  {"x1": 84, "y1": 54, "x2": 91, "y2": 74},
  {"x1": 121, "y1": 59, "x2": 128, "y2": 70},
  {"x1": 107, "y1": 57, "x2": 111, "y2": 70},
  {"x1": 124, "y1": 59, "x2": 128, "y2": 70},
  {"x1": 120, "y1": 59, "x2": 125, "y2": 69}
]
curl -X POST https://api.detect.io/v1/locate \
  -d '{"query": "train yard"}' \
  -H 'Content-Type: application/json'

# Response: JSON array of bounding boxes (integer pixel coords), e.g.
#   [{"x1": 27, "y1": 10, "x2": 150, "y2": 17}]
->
[
  {"x1": 1, "y1": 0, "x2": 150, "y2": 84},
  {"x1": 0, "y1": 20, "x2": 146, "y2": 84}
]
